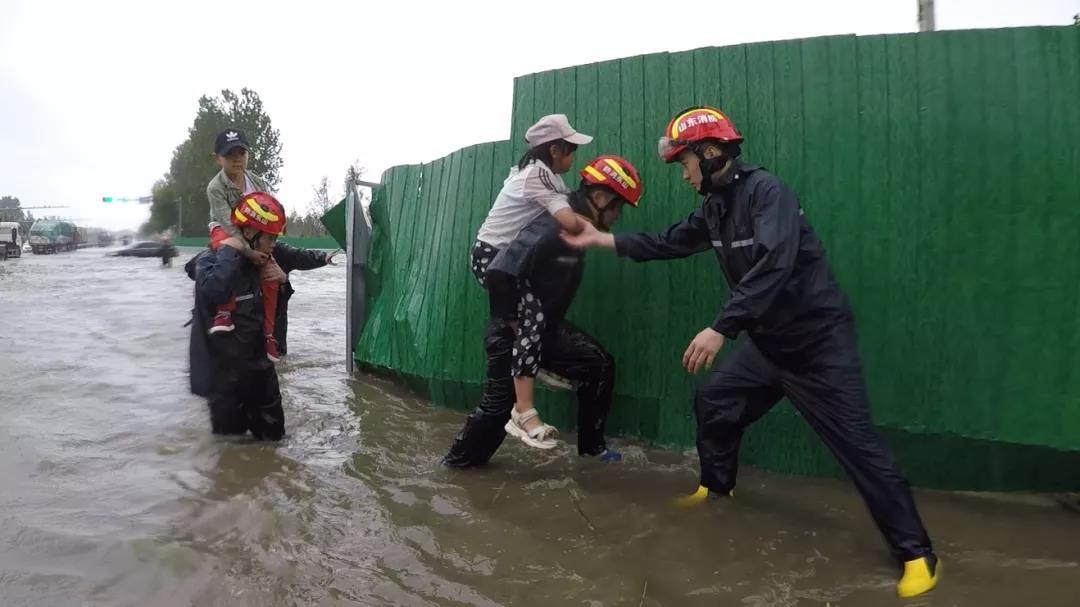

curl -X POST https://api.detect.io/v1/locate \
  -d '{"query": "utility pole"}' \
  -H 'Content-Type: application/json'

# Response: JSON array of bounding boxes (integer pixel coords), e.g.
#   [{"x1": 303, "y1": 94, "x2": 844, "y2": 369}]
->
[
  {"x1": 918, "y1": 0, "x2": 936, "y2": 32},
  {"x1": 177, "y1": 198, "x2": 183, "y2": 237}
]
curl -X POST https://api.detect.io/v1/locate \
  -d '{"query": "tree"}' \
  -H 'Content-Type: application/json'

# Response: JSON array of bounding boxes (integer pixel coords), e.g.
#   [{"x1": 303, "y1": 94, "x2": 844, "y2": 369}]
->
[
  {"x1": 283, "y1": 176, "x2": 332, "y2": 237},
  {"x1": 343, "y1": 161, "x2": 371, "y2": 200},
  {"x1": 0, "y1": 195, "x2": 25, "y2": 222},
  {"x1": 143, "y1": 88, "x2": 283, "y2": 236},
  {"x1": 19, "y1": 211, "x2": 35, "y2": 237},
  {"x1": 281, "y1": 166, "x2": 372, "y2": 238},
  {"x1": 345, "y1": 161, "x2": 369, "y2": 208},
  {"x1": 1074, "y1": 13, "x2": 1079, "y2": 26},
  {"x1": 344, "y1": 161, "x2": 372, "y2": 228},
  {"x1": 344, "y1": 163, "x2": 363, "y2": 193},
  {"x1": 312, "y1": 176, "x2": 333, "y2": 215}
]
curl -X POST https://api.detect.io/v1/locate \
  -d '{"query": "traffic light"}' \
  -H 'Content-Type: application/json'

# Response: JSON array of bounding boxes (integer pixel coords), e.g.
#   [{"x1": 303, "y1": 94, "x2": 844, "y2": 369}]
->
[{"x1": 102, "y1": 197, "x2": 113, "y2": 203}]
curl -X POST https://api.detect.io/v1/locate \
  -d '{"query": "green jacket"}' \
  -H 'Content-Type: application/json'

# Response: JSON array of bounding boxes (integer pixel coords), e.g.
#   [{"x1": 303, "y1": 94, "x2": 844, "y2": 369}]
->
[{"x1": 206, "y1": 169, "x2": 272, "y2": 236}]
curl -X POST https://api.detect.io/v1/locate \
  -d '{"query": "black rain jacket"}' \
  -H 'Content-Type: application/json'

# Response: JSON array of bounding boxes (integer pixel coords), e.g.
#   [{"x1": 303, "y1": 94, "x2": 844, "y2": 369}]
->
[
  {"x1": 185, "y1": 244, "x2": 328, "y2": 395},
  {"x1": 486, "y1": 211, "x2": 585, "y2": 328},
  {"x1": 614, "y1": 161, "x2": 852, "y2": 362}
]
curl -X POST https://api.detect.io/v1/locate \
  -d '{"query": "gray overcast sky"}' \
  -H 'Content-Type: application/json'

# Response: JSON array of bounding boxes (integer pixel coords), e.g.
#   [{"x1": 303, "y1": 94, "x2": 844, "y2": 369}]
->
[{"x1": 1, "y1": 0, "x2": 1077, "y2": 231}]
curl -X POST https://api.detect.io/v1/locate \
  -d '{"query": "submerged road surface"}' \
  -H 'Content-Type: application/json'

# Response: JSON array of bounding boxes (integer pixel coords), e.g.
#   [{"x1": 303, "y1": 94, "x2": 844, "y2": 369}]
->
[{"x1": 1, "y1": 247, "x2": 1078, "y2": 606}]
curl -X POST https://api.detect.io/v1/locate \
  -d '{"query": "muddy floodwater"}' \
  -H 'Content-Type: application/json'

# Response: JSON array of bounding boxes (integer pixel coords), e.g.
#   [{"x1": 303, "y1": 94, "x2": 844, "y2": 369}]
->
[{"x1": 1, "y1": 247, "x2": 1078, "y2": 606}]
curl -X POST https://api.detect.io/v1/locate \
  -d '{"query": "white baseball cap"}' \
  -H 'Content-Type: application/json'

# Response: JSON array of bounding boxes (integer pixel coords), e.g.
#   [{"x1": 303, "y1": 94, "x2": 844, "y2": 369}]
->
[{"x1": 524, "y1": 114, "x2": 593, "y2": 148}]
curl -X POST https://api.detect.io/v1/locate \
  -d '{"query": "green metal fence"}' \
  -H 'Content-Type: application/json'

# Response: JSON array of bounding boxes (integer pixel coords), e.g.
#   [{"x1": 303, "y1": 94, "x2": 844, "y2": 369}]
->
[{"x1": 355, "y1": 27, "x2": 1080, "y2": 490}]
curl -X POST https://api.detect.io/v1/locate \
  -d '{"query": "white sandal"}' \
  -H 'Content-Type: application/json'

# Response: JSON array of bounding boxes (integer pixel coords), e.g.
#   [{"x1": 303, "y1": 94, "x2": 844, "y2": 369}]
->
[{"x1": 505, "y1": 407, "x2": 559, "y2": 449}]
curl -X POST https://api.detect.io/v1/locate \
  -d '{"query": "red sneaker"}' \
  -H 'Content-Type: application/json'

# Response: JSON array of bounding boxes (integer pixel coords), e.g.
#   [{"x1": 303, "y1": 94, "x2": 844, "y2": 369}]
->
[
  {"x1": 209, "y1": 311, "x2": 235, "y2": 334},
  {"x1": 265, "y1": 335, "x2": 281, "y2": 362}
]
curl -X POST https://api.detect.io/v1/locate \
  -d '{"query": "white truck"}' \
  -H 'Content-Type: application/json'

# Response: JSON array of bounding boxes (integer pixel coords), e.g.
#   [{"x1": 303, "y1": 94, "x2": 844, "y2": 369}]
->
[{"x1": 0, "y1": 222, "x2": 22, "y2": 260}]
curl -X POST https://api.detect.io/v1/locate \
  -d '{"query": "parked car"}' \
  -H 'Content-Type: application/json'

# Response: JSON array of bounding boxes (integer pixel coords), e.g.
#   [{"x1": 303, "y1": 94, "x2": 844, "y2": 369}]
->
[{"x1": 111, "y1": 241, "x2": 178, "y2": 259}]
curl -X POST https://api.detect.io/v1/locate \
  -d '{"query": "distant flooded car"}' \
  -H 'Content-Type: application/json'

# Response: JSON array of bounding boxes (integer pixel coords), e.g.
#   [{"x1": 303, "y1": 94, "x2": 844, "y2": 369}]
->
[{"x1": 112, "y1": 241, "x2": 178, "y2": 259}]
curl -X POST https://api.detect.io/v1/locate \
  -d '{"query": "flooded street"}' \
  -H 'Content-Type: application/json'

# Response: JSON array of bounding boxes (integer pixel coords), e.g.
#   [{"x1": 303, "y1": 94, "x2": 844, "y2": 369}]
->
[{"x1": 1, "y1": 247, "x2": 1079, "y2": 606}]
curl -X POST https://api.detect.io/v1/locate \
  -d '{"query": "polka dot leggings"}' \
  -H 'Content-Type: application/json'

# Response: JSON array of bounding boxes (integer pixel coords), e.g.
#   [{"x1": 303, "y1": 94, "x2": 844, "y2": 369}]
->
[
  {"x1": 470, "y1": 241, "x2": 498, "y2": 288},
  {"x1": 471, "y1": 240, "x2": 544, "y2": 378}
]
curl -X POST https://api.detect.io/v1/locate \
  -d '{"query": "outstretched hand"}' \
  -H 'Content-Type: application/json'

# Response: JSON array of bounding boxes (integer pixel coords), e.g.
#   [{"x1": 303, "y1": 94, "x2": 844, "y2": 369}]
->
[
  {"x1": 683, "y1": 327, "x2": 725, "y2": 374},
  {"x1": 560, "y1": 220, "x2": 614, "y2": 250},
  {"x1": 325, "y1": 249, "x2": 341, "y2": 265}
]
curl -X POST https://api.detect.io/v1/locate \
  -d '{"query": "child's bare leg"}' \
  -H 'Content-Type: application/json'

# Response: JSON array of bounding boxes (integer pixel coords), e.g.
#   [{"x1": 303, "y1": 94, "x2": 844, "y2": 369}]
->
[
  {"x1": 509, "y1": 287, "x2": 549, "y2": 436},
  {"x1": 513, "y1": 376, "x2": 542, "y2": 431}
]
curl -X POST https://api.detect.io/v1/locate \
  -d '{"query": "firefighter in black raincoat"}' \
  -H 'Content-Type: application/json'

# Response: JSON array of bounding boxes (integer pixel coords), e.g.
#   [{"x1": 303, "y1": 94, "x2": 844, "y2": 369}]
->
[
  {"x1": 562, "y1": 107, "x2": 939, "y2": 599},
  {"x1": 443, "y1": 155, "x2": 644, "y2": 468},
  {"x1": 185, "y1": 192, "x2": 289, "y2": 440},
  {"x1": 188, "y1": 243, "x2": 334, "y2": 364}
]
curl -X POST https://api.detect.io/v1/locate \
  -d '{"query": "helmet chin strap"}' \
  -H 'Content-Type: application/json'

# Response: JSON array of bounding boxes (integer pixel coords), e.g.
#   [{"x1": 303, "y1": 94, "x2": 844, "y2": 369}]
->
[
  {"x1": 585, "y1": 193, "x2": 619, "y2": 232},
  {"x1": 690, "y1": 143, "x2": 735, "y2": 194}
]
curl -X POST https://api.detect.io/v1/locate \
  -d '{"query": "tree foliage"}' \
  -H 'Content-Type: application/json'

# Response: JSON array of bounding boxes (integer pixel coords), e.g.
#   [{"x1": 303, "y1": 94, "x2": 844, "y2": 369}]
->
[
  {"x1": 143, "y1": 88, "x2": 283, "y2": 236},
  {"x1": 285, "y1": 163, "x2": 369, "y2": 238},
  {"x1": 0, "y1": 195, "x2": 25, "y2": 222},
  {"x1": 0, "y1": 195, "x2": 36, "y2": 235},
  {"x1": 286, "y1": 177, "x2": 332, "y2": 237}
]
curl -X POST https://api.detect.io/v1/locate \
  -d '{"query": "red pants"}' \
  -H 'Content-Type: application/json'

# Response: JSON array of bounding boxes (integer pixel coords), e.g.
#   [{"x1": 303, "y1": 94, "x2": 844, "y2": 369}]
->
[{"x1": 210, "y1": 226, "x2": 279, "y2": 338}]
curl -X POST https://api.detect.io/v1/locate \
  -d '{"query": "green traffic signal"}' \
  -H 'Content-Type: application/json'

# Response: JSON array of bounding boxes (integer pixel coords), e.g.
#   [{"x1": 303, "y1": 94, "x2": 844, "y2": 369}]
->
[{"x1": 103, "y1": 197, "x2": 113, "y2": 203}]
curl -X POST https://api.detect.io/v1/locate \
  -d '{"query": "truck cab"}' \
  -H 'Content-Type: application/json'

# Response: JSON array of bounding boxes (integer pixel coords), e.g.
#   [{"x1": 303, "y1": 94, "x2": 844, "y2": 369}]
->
[{"x1": 0, "y1": 222, "x2": 22, "y2": 260}]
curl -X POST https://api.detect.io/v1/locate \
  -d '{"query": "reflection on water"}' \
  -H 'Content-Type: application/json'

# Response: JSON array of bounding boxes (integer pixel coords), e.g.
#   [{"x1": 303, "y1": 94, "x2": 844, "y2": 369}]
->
[{"x1": 1, "y1": 247, "x2": 1078, "y2": 606}]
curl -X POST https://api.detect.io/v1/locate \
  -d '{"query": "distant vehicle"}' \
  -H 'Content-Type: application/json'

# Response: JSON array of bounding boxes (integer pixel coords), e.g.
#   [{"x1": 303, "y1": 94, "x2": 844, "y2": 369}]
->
[
  {"x1": 72, "y1": 227, "x2": 113, "y2": 249},
  {"x1": 29, "y1": 220, "x2": 78, "y2": 254},
  {"x1": 78, "y1": 227, "x2": 96, "y2": 249},
  {"x1": 111, "y1": 241, "x2": 178, "y2": 259},
  {"x1": 0, "y1": 221, "x2": 22, "y2": 259}
]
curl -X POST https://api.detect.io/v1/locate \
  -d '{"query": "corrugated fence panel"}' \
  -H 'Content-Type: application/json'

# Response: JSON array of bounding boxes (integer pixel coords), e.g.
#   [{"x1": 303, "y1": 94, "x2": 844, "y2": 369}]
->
[
  {"x1": 356, "y1": 27, "x2": 1080, "y2": 490},
  {"x1": 883, "y1": 33, "x2": 921, "y2": 433},
  {"x1": 854, "y1": 34, "x2": 891, "y2": 421},
  {"x1": 459, "y1": 142, "x2": 496, "y2": 386},
  {"x1": 425, "y1": 149, "x2": 461, "y2": 407},
  {"x1": 640, "y1": 52, "x2": 678, "y2": 441},
  {"x1": 1012, "y1": 28, "x2": 1058, "y2": 450},
  {"x1": 1046, "y1": 28, "x2": 1080, "y2": 441}
]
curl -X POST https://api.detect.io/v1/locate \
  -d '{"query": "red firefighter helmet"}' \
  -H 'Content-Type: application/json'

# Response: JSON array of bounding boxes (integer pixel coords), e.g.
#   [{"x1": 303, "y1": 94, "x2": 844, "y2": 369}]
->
[
  {"x1": 231, "y1": 191, "x2": 286, "y2": 236},
  {"x1": 657, "y1": 106, "x2": 743, "y2": 163},
  {"x1": 580, "y1": 155, "x2": 643, "y2": 206}
]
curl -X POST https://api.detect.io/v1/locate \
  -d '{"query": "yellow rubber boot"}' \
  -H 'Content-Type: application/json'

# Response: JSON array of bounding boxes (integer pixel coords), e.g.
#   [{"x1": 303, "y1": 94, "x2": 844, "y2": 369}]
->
[
  {"x1": 896, "y1": 555, "x2": 940, "y2": 598},
  {"x1": 673, "y1": 485, "x2": 734, "y2": 508}
]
